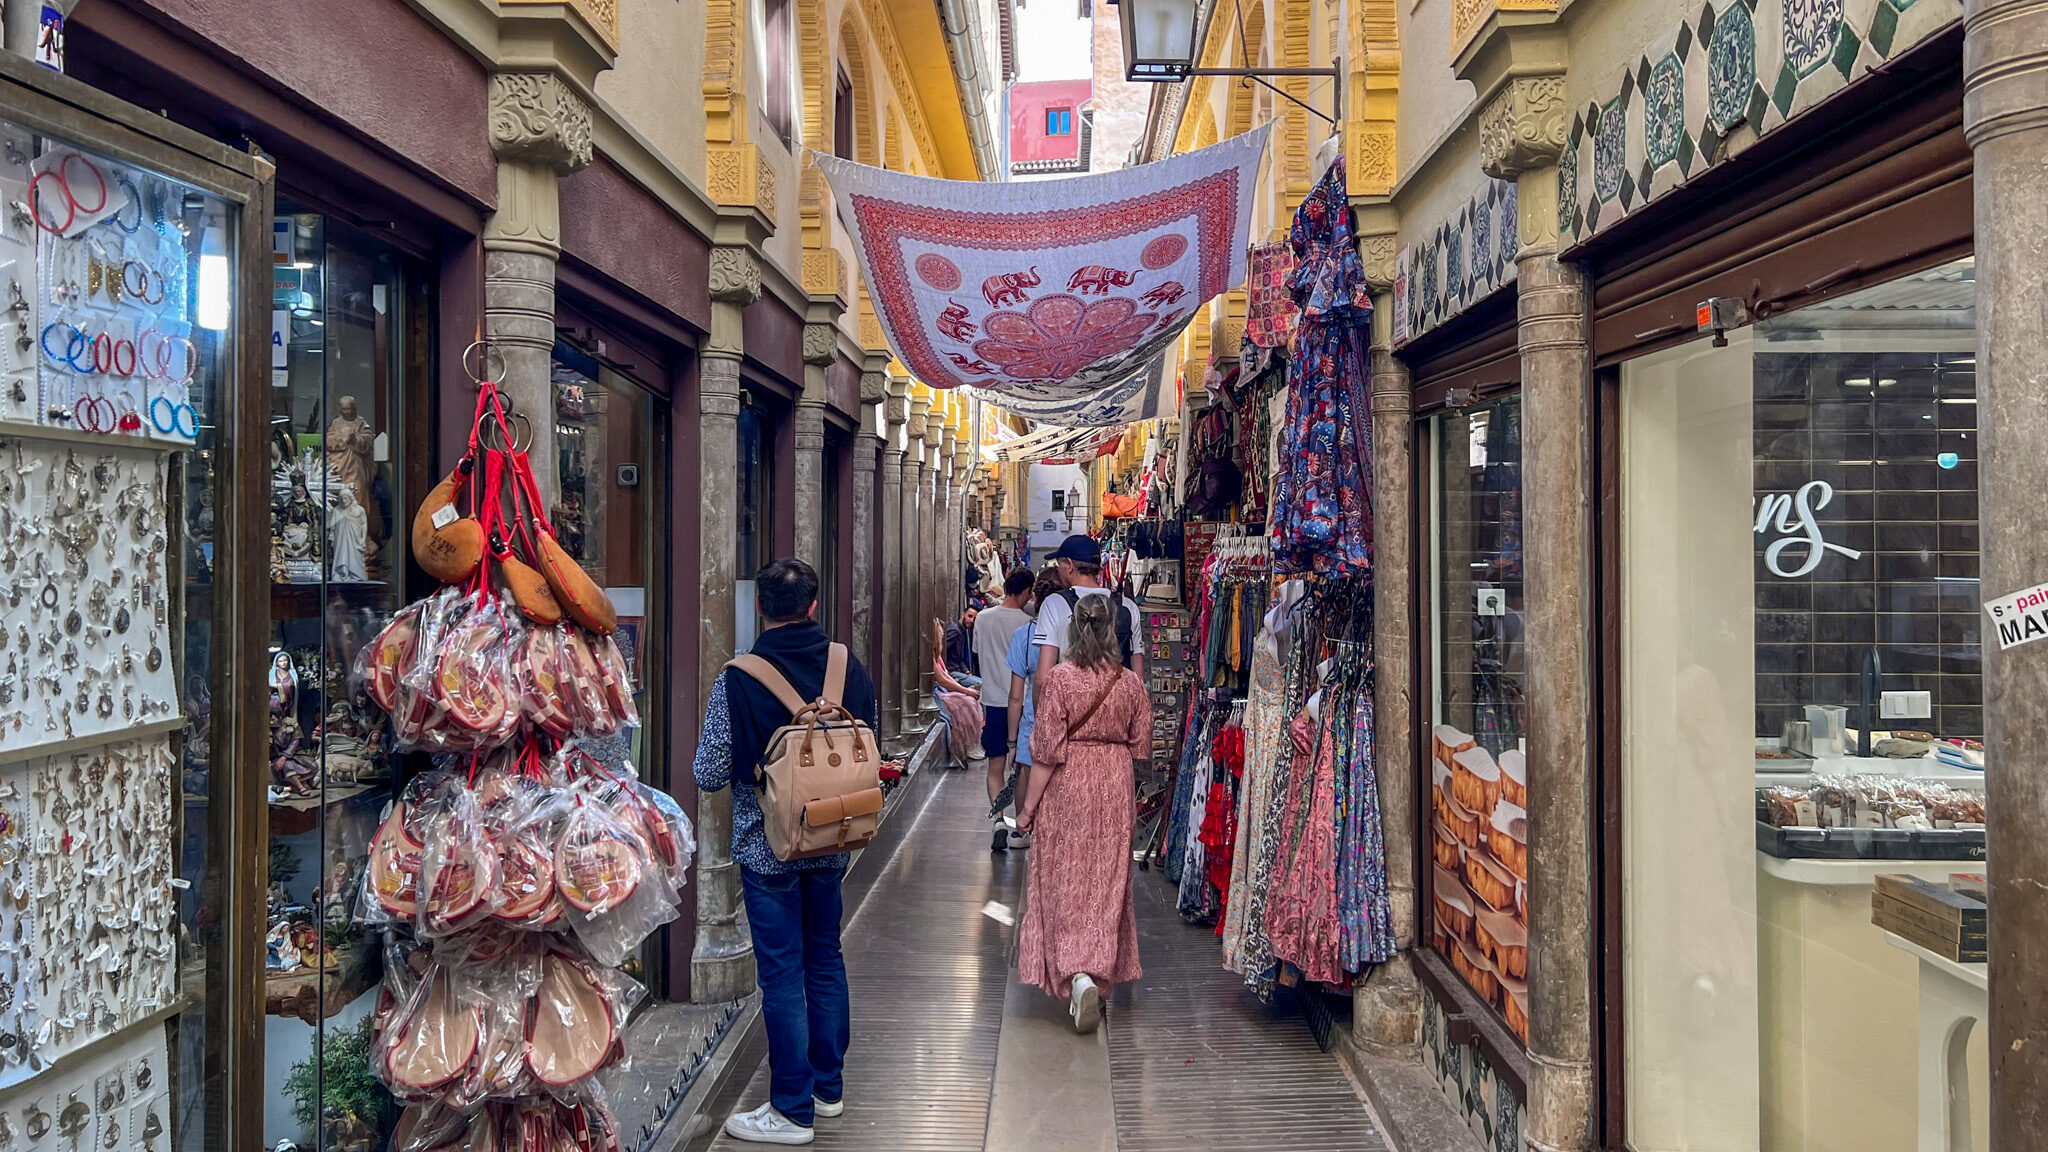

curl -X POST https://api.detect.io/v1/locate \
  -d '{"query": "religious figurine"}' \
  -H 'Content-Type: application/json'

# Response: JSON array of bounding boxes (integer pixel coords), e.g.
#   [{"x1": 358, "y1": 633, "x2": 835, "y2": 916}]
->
[
  {"x1": 324, "y1": 395, "x2": 381, "y2": 556},
  {"x1": 279, "y1": 473, "x2": 324, "y2": 583},
  {"x1": 271, "y1": 716, "x2": 319, "y2": 796},
  {"x1": 268, "y1": 651, "x2": 298, "y2": 717},
  {"x1": 327, "y1": 485, "x2": 368, "y2": 582}
]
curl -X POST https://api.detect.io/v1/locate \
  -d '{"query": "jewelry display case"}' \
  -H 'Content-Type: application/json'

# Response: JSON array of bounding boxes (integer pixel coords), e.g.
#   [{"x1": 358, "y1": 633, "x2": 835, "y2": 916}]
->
[
  {"x1": 0, "y1": 50, "x2": 274, "y2": 1152},
  {"x1": 258, "y1": 205, "x2": 430, "y2": 1150}
]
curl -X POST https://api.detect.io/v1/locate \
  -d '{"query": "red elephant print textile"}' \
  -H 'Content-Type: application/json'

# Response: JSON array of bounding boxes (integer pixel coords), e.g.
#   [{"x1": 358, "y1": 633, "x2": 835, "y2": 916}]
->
[{"x1": 813, "y1": 125, "x2": 1271, "y2": 405}]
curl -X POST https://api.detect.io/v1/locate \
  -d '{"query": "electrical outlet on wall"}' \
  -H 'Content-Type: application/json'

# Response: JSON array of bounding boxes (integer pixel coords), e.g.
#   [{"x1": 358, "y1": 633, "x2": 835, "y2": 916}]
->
[{"x1": 1880, "y1": 690, "x2": 1932, "y2": 720}]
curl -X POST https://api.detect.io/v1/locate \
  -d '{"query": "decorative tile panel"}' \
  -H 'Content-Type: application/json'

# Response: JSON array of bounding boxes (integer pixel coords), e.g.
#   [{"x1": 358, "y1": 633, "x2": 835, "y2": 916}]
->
[
  {"x1": 1562, "y1": 0, "x2": 1963, "y2": 245},
  {"x1": 1421, "y1": 987, "x2": 1527, "y2": 1152},
  {"x1": 1394, "y1": 176, "x2": 1521, "y2": 345}
]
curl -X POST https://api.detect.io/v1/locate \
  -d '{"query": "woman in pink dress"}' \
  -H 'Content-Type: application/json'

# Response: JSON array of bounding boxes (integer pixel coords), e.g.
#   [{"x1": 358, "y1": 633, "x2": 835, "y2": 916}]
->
[{"x1": 1017, "y1": 594, "x2": 1151, "y2": 1033}]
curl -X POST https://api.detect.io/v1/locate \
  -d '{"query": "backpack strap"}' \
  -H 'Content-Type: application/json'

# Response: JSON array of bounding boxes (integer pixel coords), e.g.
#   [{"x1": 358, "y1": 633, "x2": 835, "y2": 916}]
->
[
  {"x1": 822, "y1": 643, "x2": 849, "y2": 708},
  {"x1": 724, "y1": 655, "x2": 809, "y2": 715}
]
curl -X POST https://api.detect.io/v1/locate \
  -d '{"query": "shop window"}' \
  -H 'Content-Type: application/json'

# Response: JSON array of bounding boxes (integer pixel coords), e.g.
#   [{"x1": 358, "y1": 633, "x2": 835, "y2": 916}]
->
[
  {"x1": 736, "y1": 396, "x2": 779, "y2": 651},
  {"x1": 1426, "y1": 396, "x2": 1529, "y2": 1043},
  {"x1": 550, "y1": 341, "x2": 662, "y2": 784},
  {"x1": 1619, "y1": 257, "x2": 1984, "y2": 1151},
  {"x1": 834, "y1": 68, "x2": 855, "y2": 161},
  {"x1": 1046, "y1": 107, "x2": 1073, "y2": 137},
  {"x1": 0, "y1": 115, "x2": 255, "y2": 1152},
  {"x1": 261, "y1": 205, "x2": 431, "y2": 1146},
  {"x1": 764, "y1": 0, "x2": 795, "y2": 142}
]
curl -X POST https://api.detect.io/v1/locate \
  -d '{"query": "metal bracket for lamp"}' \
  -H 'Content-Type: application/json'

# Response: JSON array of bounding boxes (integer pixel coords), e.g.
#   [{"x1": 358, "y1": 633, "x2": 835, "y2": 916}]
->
[{"x1": 1181, "y1": 67, "x2": 1344, "y2": 127}]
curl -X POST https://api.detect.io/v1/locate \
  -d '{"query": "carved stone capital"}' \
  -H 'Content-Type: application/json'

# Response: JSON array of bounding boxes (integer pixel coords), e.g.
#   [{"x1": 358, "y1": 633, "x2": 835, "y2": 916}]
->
[
  {"x1": 709, "y1": 247, "x2": 762, "y2": 305},
  {"x1": 802, "y1": 323, "x2": 837, "y2": 366},
  {"x1": 1478, "y1": 74, "x2": 1569, "y2": 180},
  {"x1": 860, "y1": 371, "x2": 887, "y2": 403},
  {"x1": 884, "y1": 396, "x2": 909, "y2": 427},
  {"x1": 489, "y1": 73, "x2": 593, "y2": 174},
  {"x1": 906, "y1": 410, "x2": 927, "y2": 439},
  {"x1": 1358, "y1": 231, "x2": 1399, "y2": 294}
]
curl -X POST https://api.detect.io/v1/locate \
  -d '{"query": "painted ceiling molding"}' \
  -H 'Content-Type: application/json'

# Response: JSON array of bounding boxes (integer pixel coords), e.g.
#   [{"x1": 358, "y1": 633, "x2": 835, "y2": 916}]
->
[{"x1": 1560, "y1": 0, "x2": 1963, "y2": 244}]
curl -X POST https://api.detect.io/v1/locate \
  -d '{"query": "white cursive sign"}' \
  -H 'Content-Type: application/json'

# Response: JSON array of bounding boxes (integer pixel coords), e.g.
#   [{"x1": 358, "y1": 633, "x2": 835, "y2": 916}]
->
[{"x1": 1754, "y1": 480, "x2": 1863, "y2": 578}]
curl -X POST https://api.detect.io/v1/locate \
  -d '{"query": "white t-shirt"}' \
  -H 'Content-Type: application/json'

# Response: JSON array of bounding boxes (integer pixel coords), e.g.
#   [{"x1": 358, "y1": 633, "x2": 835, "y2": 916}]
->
[
  {"x1": 972, "y1": 605, "x2": 1032, "y2": 707},
  {"x1": 1033, "y1": 586, "x2": 1144, "y2": 665}
]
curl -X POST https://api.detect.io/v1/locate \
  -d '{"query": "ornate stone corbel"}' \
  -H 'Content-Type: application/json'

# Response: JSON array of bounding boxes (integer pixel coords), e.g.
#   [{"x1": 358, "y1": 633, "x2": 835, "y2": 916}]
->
[
  {"x1": 1478, "y1": 75, "x2": 1569, "y2": 180},
  {"x1": 489, "y1": 73, "x2": 594, "y2": 173},
  {"x1": 860, "y1": 371, "x2": 887, "y2": 404},
  {"x1": 709, "y1": 247, "x2": 763, "y2": 305},
  {"x1": 802, "y1": 323, "x2": 838, "y2": 367}
]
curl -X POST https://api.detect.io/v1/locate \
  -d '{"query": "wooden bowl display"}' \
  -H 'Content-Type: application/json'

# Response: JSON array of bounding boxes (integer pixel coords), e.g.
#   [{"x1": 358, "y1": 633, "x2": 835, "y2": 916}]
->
[
  {"x1": 1499, "y1": 747, "x2": 1527, "y2": 808},
  {"x1": 1442, "y1": 790, "x2": 1482, "y2": 851},
  {"x1": 1432, "y1": 865, "x2": 1475, "y2": 942},
  {"x1": 1451, "y1": 935, "x2": 1501, "y2": 1005},
  {"x1": 1434, "y1": 724, "x2": 1475, "y2": 770},
  {"x1": 1452, "y1": 746, "x2": 1502, "y2": 815},
  {"x1": 1431, "y1": 820, "x2": 1466, "y2": 872},
  {"x1": 1488, "y1": 798, "x2": 1529, "y2": 880},
  {"x1": 1465, "y1": 849, "x2": 1517, "y2": 912},
  {"x1": 1500, "y1": 973, "x2": 1530, "y2": 1042},
  {"x1": 1475, "y1": 908, "x2": 1528, "y2": 980}
]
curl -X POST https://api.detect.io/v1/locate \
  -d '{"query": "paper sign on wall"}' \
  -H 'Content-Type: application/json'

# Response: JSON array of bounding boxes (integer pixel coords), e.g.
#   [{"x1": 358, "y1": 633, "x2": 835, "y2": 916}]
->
[{"x1": 1984, "y1": 581, "x2": 2048, "y2": 650}]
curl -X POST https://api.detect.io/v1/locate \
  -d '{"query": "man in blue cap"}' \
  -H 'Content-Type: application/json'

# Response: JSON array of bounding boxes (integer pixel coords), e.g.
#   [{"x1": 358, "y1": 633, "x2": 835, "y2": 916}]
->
[{"x1": 1032, "y1": 534, "x2": 1145, "y2": 683}]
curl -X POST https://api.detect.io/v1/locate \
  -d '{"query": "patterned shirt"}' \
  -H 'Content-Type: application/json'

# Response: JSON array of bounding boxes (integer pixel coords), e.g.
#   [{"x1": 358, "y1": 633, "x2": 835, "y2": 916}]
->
[{"x1": 691, "y1": 675, "x2": 848, "y2": 876}]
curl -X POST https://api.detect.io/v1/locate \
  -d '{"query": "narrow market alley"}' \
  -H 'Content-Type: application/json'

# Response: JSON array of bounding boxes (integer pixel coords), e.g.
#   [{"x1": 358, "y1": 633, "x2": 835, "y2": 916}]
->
[{"x1": 697, "y1": 768, "x2": 1387, "y2": 1152}]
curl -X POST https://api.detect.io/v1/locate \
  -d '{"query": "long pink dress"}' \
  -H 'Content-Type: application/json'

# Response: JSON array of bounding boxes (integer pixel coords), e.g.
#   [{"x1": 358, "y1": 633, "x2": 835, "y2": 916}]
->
[{"x1": 1018, "y1": 662, "x2": 1152, "y2": 996}]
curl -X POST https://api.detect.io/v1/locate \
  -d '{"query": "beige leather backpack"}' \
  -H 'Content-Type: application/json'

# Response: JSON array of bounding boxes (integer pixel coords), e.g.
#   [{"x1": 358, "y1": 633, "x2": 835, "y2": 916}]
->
[{"x1": 724, "y1": 644, "x2": 885, "y2": 861}]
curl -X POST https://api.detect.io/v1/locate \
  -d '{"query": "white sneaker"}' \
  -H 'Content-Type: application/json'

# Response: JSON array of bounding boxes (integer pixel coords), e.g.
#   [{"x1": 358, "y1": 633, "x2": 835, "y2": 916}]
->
[
  {"x1": 722, "y1": 1103, "x2": 814, "y2": 1145},
  {"x1": 1007, "y1": 829, "x2": 1032, "y2": 849},
  {"x1": 1070, "y1": 974, "x2": 1102, "y2": 1034},
  {"x1": 813, "y1": 1095, "x2": 844, "y2": 1118}
]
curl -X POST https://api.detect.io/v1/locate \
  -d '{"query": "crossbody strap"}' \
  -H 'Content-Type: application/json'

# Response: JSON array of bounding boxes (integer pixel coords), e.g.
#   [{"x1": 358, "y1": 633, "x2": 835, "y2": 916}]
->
[{"x1": 1067, "y1": 672, "x2": 1122, "y2": 743}]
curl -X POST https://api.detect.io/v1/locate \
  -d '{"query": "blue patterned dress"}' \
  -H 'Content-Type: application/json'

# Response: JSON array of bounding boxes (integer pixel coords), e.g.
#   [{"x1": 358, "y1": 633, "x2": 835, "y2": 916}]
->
[{"x1": 1271, "y1": 160, "x2": 1374, "y2": 577}]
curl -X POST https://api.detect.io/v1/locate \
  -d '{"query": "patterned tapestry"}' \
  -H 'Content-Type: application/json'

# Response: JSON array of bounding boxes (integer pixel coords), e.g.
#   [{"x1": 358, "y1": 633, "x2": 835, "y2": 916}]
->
[
  {"x1": 974, "y1": 353, "x2": 1175, "y2": 428},
  {"x1": 815, "y1": 125, "x2": 1271, "y2": 402}
]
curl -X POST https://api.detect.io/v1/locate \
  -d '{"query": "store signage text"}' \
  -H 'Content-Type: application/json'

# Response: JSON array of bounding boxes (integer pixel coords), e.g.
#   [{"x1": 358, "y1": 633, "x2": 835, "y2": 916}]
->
[
  {"x1": 1754, "y1": 480, "x2": 1862, "y2": 578},
  {"x1": 1985, "y1": 581, "x2": 2048, "y2": 650}
]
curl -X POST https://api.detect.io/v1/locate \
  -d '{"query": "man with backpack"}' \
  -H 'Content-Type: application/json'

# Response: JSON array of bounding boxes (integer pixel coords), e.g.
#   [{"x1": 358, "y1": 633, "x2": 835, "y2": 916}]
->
[
  {"x1": 694, "y1": 558, "x2": 880, "y2": 1145},
  {"x1": 1033, "y1": 535, "x2": 1146, "y2": 683}
]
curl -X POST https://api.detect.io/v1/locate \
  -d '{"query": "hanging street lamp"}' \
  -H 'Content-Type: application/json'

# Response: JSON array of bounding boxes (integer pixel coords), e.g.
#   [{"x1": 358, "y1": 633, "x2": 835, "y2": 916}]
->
[{"x1": 1110, "y1": 0, "x2": 1344, "y2": 123}]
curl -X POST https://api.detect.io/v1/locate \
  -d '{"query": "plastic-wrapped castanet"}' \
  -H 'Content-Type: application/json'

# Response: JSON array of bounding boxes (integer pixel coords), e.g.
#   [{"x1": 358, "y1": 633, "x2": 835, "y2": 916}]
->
[
  {"x1": 553, "y1": 803, "x2": 641, "y2": 915},
  {"x1": 523, "y1": 951, "x2": 617, "y2": 1086},
  {"x1": 383, "y1": 963, "x2": 484, "y2": 1095}
]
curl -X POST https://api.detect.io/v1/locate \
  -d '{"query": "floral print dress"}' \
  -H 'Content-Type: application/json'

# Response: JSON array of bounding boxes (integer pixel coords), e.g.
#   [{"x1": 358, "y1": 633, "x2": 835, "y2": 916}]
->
[
  {"x1": 1017, "y1": 662, "x2": 1152, "y2": 996},
  {"x1": 1270, "y1": 159, "x2": 1374, "y2": 578}
]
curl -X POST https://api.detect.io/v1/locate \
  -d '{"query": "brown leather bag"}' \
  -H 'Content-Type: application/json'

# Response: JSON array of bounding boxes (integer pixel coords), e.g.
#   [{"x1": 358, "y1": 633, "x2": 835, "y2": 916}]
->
[
  {"x1": 725, "y1": 644, "x2": 884, "y2": 861},
  {"x1": 412, "y1": 467, "x2": 483, "y2": 584}
]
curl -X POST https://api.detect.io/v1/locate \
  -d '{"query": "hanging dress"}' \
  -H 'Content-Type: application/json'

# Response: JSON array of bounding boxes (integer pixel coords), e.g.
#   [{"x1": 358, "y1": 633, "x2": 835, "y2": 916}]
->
[{"x1": 1269, "y1": 160, "x2": 1375, "y2": 578}]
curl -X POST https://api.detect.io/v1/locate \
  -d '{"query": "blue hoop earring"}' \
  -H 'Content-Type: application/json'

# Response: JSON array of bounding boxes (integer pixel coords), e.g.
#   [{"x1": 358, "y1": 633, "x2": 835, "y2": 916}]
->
[
  {"x1": 40, "y1": 322, "x2": 85, "y2": 370},
  {"x1": 112, "y1": 176, "x2": 143, "y2": 234},
  {"x1": 172, "y1": 402, "x2": 198, "y2": 439},
  {"x1": 149, "y1": 395, "x2": 177, "y2": 434}
]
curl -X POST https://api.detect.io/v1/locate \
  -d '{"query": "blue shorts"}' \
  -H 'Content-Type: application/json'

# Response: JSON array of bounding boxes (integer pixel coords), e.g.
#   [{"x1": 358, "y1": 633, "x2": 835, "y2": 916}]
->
[{"x1": 981, "y1": 706, "x2": 1010, "y2": 759}]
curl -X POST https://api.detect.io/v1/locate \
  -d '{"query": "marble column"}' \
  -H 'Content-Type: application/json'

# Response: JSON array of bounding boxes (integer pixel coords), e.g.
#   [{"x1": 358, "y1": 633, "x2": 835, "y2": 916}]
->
[
  {"x1": 1964, "y1": 1, "x2": 2048, "y2": 1139},
  {"x1": 852, "y1": 372, "x2": 885, "y2": 669},
  {"x1": 691, "y1": 245, "x2": 762, "y2": 1003},
  {"x1": 1356, "y1": 301, "x2": 1423, "y2": 1049},
  {"x1": 900, "y1": 420, "x2": 927, "y2": 729},
  {"x1": 482, "y1": 73, "x2": 594, "y2": 500},
  {"x1": 1518, "y1": 248, "x2": 1595, "y2": 1152},
  {"x1": 793, "y1": 320, "x2": 837, "y2": 567},
  {"x1": 880, "y1": 378, "x2": 910, "y2": 743}
]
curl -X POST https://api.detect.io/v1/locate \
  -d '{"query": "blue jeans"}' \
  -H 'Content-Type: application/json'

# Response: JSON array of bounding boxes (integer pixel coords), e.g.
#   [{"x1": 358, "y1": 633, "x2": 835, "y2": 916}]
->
[{"x1": 740, "y1": 866, "x2": 850, "y2": 1126}]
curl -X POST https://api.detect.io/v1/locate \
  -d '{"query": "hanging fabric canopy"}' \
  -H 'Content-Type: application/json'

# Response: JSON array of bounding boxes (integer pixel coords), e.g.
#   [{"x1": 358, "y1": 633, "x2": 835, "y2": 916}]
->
[
  {"x1": 975, "y1": 352, "x2": 1175, "y2": 428},
  {"x1": 985, "y1": 423, "x2": 1124, "y2": 464},
  {"x1": 815, "y1": 125, "x2": 1272, "y2": 404}
]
